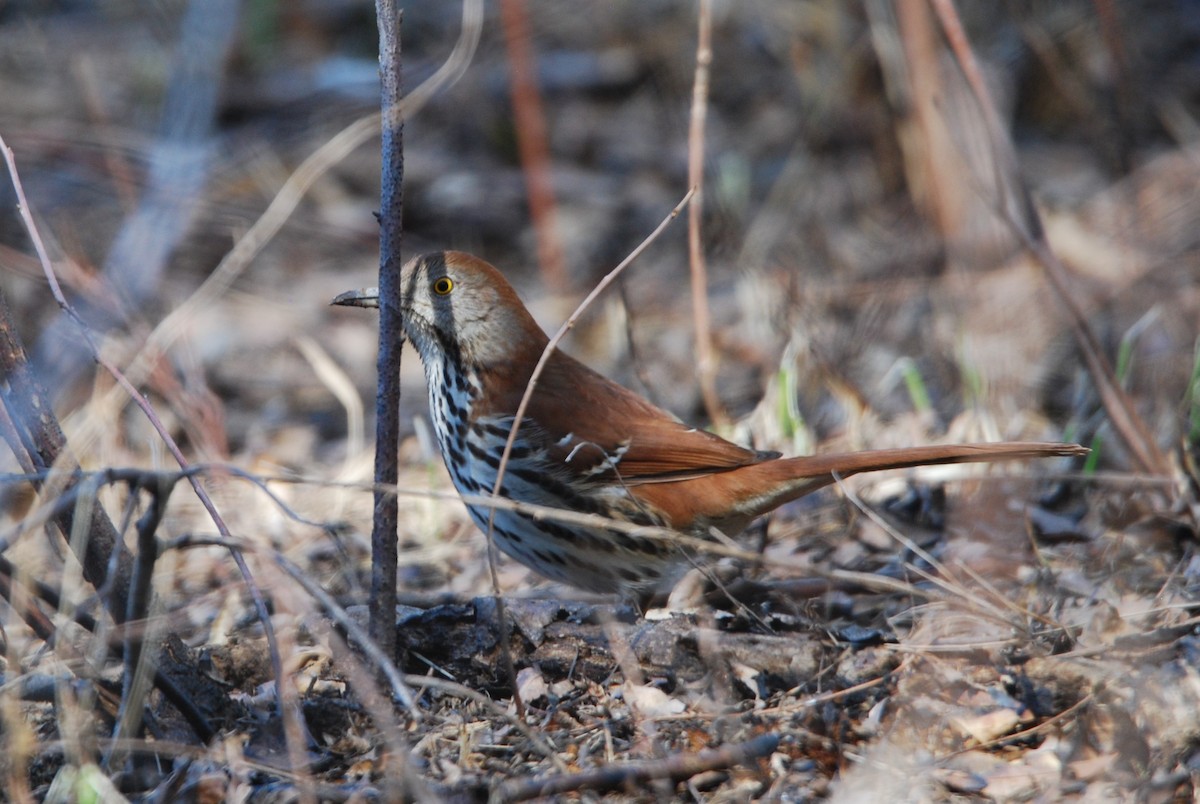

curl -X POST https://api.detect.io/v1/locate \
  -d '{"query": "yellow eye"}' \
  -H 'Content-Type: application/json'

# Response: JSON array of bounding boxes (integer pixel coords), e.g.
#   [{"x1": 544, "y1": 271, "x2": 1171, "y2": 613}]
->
[{"x1": 432, "y1": 276, "x2": 454, "y2": 296}]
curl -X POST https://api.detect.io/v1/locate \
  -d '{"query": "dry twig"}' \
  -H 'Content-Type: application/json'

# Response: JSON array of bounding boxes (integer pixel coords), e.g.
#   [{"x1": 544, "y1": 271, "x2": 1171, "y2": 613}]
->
[
  {"x1": 492, "y1": 733, "x2": 780, "y2": 802},
  {"x1": 687, "y1": 0, "x2": 726, "y2": 427}
]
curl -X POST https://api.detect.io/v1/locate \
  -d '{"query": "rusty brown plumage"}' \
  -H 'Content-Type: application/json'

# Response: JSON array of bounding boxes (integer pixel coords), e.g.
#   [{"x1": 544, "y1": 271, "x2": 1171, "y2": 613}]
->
[{"x1": 335, "y1": 251, "x2": 1087, "y2": 595}]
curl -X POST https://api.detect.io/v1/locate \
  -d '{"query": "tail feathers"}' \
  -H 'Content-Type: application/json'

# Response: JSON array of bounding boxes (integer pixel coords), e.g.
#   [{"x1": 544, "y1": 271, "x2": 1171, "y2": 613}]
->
[
  {"x1": 736, "y1": 441, "x2": 1088, "y2": 521},
  {"x1": 777, "y1": 441, "x2": 1088, "y2": 480},
  {"x1": 629, "y1": 441, "x2": 1085, "y2": 535}
]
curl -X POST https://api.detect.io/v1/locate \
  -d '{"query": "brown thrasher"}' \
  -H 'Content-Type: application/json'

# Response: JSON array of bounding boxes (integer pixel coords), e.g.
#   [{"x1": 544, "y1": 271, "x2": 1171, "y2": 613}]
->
[{"x1": 334, "y1": 251, "x2": 1085, "y2": 595}]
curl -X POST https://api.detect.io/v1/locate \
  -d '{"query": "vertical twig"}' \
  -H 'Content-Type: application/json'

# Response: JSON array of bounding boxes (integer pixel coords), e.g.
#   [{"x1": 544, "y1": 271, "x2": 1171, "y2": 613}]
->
[
  {"x1": 687, "y1": 0, "x2": 726, "y2": 427},
  {"x1": 500, "y1": 0, "x2": 566, "y2": 291},
  {"x1": 109, "y1": 475, "x2": 176, "y2": 770},
  {"x1": 372, "y1": 0, "x2": 405, "y2": 664}
]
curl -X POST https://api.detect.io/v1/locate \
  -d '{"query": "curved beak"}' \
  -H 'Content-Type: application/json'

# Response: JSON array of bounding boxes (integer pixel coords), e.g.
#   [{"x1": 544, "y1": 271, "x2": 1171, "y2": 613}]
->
[{"x1": 331, "y1": 288, "x2": 380, "y2": 309}]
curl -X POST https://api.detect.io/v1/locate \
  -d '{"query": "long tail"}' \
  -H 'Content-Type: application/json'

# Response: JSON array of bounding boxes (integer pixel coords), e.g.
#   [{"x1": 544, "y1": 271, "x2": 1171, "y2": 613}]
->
[
  {"x1": 779, "y1": 441, "x2": 1088, "y2": 479},
  {"x1": 728, "y1": 441, "x2": 1088, "y2": 523}
]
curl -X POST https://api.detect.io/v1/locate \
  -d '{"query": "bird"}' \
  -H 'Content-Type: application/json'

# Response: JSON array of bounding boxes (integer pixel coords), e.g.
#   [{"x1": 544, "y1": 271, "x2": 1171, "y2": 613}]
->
[{"x1": 333, "y1": 251, "x2": 1086, "y2": 596}]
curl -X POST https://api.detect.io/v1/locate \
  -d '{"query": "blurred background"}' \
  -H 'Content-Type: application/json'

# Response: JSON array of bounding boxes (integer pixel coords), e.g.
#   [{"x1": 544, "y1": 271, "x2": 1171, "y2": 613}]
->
[
  {"x1": 1, "y1": 0, "x2": 1198, "y2": 561},
  {"x1": 3, "y1": 3, "x2": 1200, "y2": 796},
  {"x1": 2, "y1": 0, "x2": 1198, "y2": 468}
]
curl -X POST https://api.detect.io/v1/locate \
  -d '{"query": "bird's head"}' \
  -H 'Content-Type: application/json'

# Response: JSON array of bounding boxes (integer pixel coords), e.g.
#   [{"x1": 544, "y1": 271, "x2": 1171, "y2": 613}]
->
[{"x1": 332, "y1": 251, "x2": 546, "y2": 366}]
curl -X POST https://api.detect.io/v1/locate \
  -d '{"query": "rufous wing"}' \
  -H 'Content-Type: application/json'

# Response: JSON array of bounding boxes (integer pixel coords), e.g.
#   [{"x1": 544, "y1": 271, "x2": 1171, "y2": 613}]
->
[{"x1": 512, "y1": 350, "x2": 771, "y2": 481}]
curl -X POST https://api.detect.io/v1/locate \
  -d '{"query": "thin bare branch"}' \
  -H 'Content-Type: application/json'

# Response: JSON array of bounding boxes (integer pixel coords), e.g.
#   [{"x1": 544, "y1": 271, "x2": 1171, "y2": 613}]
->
[
  {"x1": 372, "y1": 0, "x2": 405, "y2": 677},
  {"x1": 687, "y1": 0, "x2": 726, "y2": 427},
  {"x1": 492, "y1": 733, "x2": 779, "y2": 802}
]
